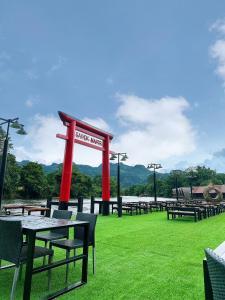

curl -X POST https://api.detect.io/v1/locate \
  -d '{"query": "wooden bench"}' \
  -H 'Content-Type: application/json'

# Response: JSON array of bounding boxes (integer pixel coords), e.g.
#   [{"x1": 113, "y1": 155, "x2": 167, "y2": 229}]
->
[
  {"x1": 3, "y1": 204, "x2": 28, "y2": 215},
  {"x1": 167, "y1": 206, "x2": 199, "y2": 222},
  {"x1": 24, "y1": 206, "x2": 50, "y2": 216},
  {"x1": 112, "y1": 203, "x2": 138, "y2": 216}
]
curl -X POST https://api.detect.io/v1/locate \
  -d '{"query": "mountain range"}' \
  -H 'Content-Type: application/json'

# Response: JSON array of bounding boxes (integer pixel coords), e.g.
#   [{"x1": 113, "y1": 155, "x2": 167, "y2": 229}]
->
[{"x1": 18, "y1": 161, "x2": 168, "y2": 187}]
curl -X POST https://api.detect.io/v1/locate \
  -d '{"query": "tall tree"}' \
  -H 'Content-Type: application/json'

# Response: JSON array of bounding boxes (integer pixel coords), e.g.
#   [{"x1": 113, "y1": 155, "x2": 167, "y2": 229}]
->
[
  {"x1": 20, "y1": 162, "x2": 47, "y2": 199},
  {"x1": 3, "y1": 153, "x2": 21, "y2": 199}
]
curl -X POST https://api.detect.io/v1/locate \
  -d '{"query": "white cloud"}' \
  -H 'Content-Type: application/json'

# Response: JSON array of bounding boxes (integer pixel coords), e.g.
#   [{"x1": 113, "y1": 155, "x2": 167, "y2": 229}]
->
[
  {"x1": 14, "y1": 114, "x2": 104, "y2": 166},
  {"x1": 14, "y1": 94, "x2": 196, "y2": 167},
  {"x1": 25, "y1": 95, "x2": 39, "y2": 108},
  {"x1": 210, "y1": 19, "x2": 225, "y2": 35},
  {"x1": 82, "y1": 117, "x2": 111, "y2": 132},
  {"x1": 14, "y1": 115, "x2": 66, "y2": 165},
  {"x1": 47, "y1": 56, "x2": 67, "y2": 75},
  {"x1": 210, "y1": 19, "x2": 225, "y2": 86},
  {"x1": 112, "y1": 94, "x2": 196, "y2": 165},
  {"x1": 25, "y1": 100, "x2": 33, "y2": 107}
]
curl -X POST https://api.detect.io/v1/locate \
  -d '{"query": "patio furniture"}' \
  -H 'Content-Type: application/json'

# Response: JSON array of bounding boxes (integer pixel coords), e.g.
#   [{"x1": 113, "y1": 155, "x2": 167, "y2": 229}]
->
[
  {"x1": 112, "y1": 201, "x2": 139, "y2": 216},
  {"x1": 36, "y1": 210, "x2": 72, "y2": 264},
  {"x1": 149, "y1": 202, "x2": 161, "y2": 212},
  {"x1": 36, "y1": 210, "x2": 72, "y2": 245},
  {"x1": 3, "y1": 204, "x2": 27, "y2": 215},
  {"x1": 0, "y1": 219, "x2": 53, "y2": 300},
  {"x1": 90, "y1": 199, "x2": 118, "y2": 214},
  {"x1": 0, "y1": 215, "x2": 89, "y2": 300},
  {"x1": 50, "y1": 212, "x2": 97, "y2": 283},
  {"x1": 205, "y1": 248, "x2": 225, "y2": 300},
  {"x1": 167, "y1": 206, "x2": 199, "y2": 222},
  {"x1": 25, "y1": 206, "x2": 50, "y2": 216}
]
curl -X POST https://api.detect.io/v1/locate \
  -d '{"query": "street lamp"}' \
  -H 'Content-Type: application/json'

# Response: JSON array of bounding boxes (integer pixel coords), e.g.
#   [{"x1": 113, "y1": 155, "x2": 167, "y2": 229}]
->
[
  {"x1": 185, "y1": 167, "x2": 197, "y2": 200},
  {"x1": 171, "y1": 170, "x2": 182, "y2": 201},
  {"x1": 110, "y1": 152, "x2": 128, "y2": 201},
  {"x1": 147, "y1": 163, "x2": 162, "y2": 202},
  {"x1": 0, "y1": 117, "x2": 26, "y2": 209}
]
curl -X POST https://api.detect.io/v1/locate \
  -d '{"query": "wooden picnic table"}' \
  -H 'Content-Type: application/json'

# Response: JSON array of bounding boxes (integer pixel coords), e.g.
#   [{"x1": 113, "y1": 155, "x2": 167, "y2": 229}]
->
[
  {"x1": 3, "y1": 204, "x2": 28, "y2": 214},
  {"x1": 25, "y1": 206, "x2": 50, "y2": 216},
  {"x1": 3, "y1": 205, "x2": 49, "y2": 216}
]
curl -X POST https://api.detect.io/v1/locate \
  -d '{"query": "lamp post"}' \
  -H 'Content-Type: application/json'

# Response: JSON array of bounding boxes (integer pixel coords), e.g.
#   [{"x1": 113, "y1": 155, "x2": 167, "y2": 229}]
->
[
  {"x1": 110, "y1": 152, "x2": 128, "y2": 217},
  {"x1": 186, "y1": 167, "x2": 197, "y2": 200},
  {"x1": 147, "y1": 163, "x2": 162, "y2": 202},
  {"x1": 110, "y1": 152, "x2": 128, "y2": 201},
  {"x1": 171, "y1": 170, "x2": 182, "y2": 201},
  {"x1": 0, "y1": 117, "x2": 26, "y2": 209}
]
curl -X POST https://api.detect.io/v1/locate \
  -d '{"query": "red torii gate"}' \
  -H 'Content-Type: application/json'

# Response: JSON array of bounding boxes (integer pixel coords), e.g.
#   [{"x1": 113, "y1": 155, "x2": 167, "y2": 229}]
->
[{"x1": 56, "y1": 111, "x2": 113, "y2": 215}]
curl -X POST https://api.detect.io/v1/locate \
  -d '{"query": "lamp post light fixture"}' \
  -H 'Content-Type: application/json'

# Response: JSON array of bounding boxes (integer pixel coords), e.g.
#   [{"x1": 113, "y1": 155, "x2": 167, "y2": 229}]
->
[
  {"x1": 0, "y1": 117, "x2": 27, "y2": 209},
  {"x1": 185, "y1": 167, "x2": 198, "y2": 200},
  {"x1": 110, "y1": 152, "x2": 128, "y2": 201},
  {"x1": 147, "y1": 163, "x2": 162, "y2": 202},
  {"x1": 171, "y1": 170, "x2": 182, "y2": 201}
]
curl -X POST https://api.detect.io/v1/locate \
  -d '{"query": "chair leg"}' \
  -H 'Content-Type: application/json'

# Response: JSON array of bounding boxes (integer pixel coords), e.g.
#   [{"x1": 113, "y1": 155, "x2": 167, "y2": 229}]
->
[
  {"x1": 73, "y1": 249, "x2": 76, "y2": 268},
  {"x1": 10, "y1": 266, "x2": 20, "y2": 300},
  {"x1": 65, "y1": 250, "x2": 70, "y2": 284},
  {"x1": 19, "y1": 263, "x2": 23, "y2": 281},
  {"x1": 43, "y1": 241, "x2": 48, "y2": 265},
  {"x1": 92, "y1": 246, "x2": 96, "y2": 274},
  {"x1": 48, "y1": 254, "x2": 53, "y2": 291}
]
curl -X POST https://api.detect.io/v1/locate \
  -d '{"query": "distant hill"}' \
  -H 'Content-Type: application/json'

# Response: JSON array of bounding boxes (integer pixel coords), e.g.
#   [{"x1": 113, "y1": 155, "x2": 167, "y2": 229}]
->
[{"x1": 17, "y1": 161, "x2": 168, "y2": 187}]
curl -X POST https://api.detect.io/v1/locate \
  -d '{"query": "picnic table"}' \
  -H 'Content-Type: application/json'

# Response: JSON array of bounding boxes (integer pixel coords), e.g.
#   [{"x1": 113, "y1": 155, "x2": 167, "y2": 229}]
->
[
  {"x1": 3, "y1": 205, "x2": 49, "y2": 216},
  {"x1": 25, "y1": 206, "x2": 50, "y2": 216},
  {"x1": 3, "y1": 204, "x2": 27, "y2": 214}
]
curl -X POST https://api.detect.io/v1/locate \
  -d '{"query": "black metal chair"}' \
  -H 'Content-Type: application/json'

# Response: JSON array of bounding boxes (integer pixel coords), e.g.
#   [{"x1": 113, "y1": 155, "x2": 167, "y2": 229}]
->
[
  {"x1": 36, "y1": 210, "x2": 73, "y2": 244},
  {"x1": 50, "y1": 212, "x2": 97, "y2": 283},
  {"x1": 36, "y1": 209, "x2": 72, "y2": 263},
  {"x1": 0, "y1": 219, "x2": 53, "y2": 300},
  {"x1": 205, "y1": 248, "x2": 225, "y2": 300}
]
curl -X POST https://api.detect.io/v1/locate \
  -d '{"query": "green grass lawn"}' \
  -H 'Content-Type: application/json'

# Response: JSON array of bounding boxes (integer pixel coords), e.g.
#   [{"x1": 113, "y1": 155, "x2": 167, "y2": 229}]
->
[{"x1": 1, "y1": 211, "x2": 225, "y2": 299}]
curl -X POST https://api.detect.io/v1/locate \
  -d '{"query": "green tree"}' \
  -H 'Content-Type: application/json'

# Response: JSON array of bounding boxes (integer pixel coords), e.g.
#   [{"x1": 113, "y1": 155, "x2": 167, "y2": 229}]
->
[
  {"x1": 20, "y1": 162, "x2": 47, "y2": 199},
  {"x1": 3, "y1": 153, "x2": 21, "y2": 199},
  {"x1": 110, "y1": 176, "x2": 117, "y2": 197},
  {"x1": 71, "y1": 169, "x2": 93, "y2": 198},
  {"x1": 92, "y1": 175, "x2": 102, "y2": 197}
]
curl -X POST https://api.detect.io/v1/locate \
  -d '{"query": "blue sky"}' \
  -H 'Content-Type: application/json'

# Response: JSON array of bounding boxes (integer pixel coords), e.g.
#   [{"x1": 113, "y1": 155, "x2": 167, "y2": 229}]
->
[{"x1": 1, "y1": 0, "x2": 225, "y2": 171}]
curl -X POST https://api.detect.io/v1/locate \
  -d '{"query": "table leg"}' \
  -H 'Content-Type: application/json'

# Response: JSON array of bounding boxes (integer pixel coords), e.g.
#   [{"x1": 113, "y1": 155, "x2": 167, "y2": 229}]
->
[
  {"x1": 81, "y1": 223, "x2": 89, "y2": 283},
  {"x1": 23, "y1": 230, "x2": 36, "y2": 300}
]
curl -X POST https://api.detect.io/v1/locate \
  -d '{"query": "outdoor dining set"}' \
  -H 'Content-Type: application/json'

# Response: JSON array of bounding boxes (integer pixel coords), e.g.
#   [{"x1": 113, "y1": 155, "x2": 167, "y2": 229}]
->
[
  {"x1": 111, "y1": 200, "x2": 164, "y2": 216},
  {"x1": 0, "y1": 207, "x2": 97, "y2": 300},
  {"x1": 166, "y1": 200, "x2": 225, "y2": 222}
]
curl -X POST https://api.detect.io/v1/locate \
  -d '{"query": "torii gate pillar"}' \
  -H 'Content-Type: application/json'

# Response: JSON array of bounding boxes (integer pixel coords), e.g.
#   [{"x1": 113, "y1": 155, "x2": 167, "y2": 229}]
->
[
  {"x1": 102, "y1": 135, "x2": 110, "y2": 215},
  {"x1": 58, "y1": 120, "x2": 76, "y2": 210}
]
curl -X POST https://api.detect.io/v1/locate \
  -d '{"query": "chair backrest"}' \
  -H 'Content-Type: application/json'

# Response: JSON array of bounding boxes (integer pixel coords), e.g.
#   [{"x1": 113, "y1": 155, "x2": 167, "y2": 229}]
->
[
  {"x1": 0, "y1": 220, "x2": 23, "y2": 266},
  {"x1": 51, "y1": 210, "x2": 73, "y2": 236},
  {"x1": 205, "y1": 248, "x2": 225, "y2": 299},
  {"x1": 75, "y1": 213, "x2": 97, "y2": 246}
]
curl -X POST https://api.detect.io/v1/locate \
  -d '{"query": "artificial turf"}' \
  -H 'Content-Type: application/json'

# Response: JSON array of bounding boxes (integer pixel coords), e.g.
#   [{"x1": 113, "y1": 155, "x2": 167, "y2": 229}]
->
[{"x1": 1, "y1": 211, "x2": 225, "y2": 299}]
